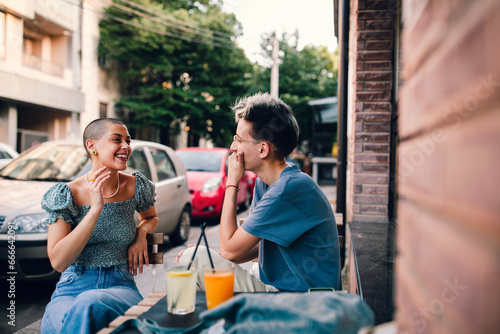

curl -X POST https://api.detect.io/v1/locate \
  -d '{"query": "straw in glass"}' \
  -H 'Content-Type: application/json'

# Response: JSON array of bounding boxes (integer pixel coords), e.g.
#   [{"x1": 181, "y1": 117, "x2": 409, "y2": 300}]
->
[
  {"x1": 202, "y1": 224, "x2": 215, "y2": 269},
  {"x1": 187, "y1": 222, "x2": 207, "y2": 270}
]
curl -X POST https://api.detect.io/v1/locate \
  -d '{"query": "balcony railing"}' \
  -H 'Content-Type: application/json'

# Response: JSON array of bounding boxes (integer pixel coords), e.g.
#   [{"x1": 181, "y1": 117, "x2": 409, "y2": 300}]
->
[{"x1": 23, "y1": 53, "x2": 64, "y2": 77}]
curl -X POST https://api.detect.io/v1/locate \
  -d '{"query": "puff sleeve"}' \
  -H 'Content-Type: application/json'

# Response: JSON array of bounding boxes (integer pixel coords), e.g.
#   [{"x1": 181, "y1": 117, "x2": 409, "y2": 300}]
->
[
  {"x1": 41, "y1": 183, "x2": 79, "y2": 225},
  {"x1": 133, "y1": 172, "x2": 156, "y2": 212}
]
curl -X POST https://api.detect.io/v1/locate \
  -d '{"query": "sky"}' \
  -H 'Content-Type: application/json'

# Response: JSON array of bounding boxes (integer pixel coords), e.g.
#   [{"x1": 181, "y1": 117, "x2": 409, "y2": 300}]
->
[{"x1": 222, "y1": 0, "x2": 338, "y2": 64}]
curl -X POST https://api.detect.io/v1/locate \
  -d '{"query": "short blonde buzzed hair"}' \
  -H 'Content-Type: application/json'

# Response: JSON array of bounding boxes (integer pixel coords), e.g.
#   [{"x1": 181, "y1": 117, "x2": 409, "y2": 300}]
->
[{"x1": 82, "y1": 118, "x2": 125, "y2": 157}]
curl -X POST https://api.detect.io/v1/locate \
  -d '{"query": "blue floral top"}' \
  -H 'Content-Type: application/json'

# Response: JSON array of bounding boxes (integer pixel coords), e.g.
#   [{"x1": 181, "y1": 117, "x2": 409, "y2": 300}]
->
[{"x1": 41, "y1": 172, "x2": 156, "y2": 267}]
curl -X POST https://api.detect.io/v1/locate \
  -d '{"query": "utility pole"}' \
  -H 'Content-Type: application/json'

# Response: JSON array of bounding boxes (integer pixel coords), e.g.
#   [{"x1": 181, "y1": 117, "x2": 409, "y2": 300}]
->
[{"x1": 270, "y1": 32, "x2": 279, "y2": 97}]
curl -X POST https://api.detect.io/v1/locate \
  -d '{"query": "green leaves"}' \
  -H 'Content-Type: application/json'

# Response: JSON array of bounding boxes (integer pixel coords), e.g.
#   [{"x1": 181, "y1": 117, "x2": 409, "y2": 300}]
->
[
  {"x1": 247, "y1": 32, "x2": 339, "y2": 148},
  {"x1": 99, "y1": 0, "x2": 250, "y2": 146},
  {"x1": 99, "y1": 1, "x2": 338, "y2": 150}
]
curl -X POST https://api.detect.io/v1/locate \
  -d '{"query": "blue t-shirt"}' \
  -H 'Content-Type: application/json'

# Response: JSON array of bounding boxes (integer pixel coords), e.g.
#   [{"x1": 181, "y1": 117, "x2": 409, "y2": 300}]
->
[{"x1": 242, "y1": 164, "x2": 341, "y2": 291}]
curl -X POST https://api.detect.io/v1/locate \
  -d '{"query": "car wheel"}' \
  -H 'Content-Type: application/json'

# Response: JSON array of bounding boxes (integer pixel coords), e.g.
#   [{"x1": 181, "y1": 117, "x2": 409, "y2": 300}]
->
[{"x1": 169, "y1": 207, "x2": 191, "y2": 246}]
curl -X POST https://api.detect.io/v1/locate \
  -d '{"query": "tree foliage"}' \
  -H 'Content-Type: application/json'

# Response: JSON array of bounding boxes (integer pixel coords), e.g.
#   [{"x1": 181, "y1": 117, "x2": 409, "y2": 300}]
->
[
  {"x1": 247, "y1": 31, "x2": 338, "y2": 152},
  {"x1": 99, "y1": 0, "x2": 251, "y2": 146},
  {"x1": 99, "y1": 1, "x2": 338, "y2": 151}
]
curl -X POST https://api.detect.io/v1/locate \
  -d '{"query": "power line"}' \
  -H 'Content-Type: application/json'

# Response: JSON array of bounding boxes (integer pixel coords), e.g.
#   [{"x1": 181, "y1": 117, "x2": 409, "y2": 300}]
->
[
  {"x1": 109, "y1": 0, "x2": 234, "y2": 47},
  {"x1": 117, "y1": 0, "x2": 234, "y2": 39},
  {"x1": 106, "y1": 12, "x2": 235, "y2": 49},
  {"x1": 57, "y1": 0, "x2": 237, "y2": 50}
]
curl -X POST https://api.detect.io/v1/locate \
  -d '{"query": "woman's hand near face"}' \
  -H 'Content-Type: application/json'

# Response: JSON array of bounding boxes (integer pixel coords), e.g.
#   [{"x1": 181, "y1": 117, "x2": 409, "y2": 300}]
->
[{"x1": 87, "y1": 166, "x2": 110, "y2": 210}]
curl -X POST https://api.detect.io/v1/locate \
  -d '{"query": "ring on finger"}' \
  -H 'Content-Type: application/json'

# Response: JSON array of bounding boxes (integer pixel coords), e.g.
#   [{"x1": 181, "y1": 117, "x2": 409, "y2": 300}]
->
[{"x1": 89, "y1": 178, "x2": 96, "y2": 182}]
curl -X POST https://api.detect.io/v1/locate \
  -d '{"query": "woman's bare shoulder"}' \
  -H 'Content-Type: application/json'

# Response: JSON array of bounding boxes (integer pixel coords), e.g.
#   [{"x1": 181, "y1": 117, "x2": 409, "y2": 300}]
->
[{"x1": 66, "y1": 176, "x2": 87, "y2": 203}]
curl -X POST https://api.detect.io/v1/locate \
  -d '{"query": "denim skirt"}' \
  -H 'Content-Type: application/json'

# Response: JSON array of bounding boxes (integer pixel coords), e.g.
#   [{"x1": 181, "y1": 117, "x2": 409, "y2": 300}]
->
[{"x1": 41, "y1": 264, "x2": 143, "y2": 334}]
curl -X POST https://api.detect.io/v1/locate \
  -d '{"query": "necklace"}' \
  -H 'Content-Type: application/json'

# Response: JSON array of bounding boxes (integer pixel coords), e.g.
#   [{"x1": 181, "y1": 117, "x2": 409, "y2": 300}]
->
[{"x1": 86, "y1": 172, "x2": 120, "y2": 199}]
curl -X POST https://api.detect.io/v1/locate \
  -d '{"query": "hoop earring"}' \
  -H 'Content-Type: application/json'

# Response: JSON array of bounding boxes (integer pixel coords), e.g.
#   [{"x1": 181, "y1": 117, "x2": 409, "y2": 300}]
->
[{"x1": 92, "y1": 149, "x2": 97, "y2": 155}]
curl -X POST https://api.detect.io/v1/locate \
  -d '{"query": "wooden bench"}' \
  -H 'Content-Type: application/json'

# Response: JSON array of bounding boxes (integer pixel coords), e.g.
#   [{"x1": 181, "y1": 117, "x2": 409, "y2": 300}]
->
[
  {"x1": 97, "y1": 290, "x2": 167, "y2": 333},
  {"x1": 146, "y1": 233, "x2": 164, "y2": 264}
]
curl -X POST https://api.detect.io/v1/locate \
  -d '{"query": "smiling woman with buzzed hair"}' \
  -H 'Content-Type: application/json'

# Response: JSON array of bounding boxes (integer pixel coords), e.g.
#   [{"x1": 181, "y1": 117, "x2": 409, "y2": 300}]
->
[{"x1": 40, "y1": 118, "x2": 159, "y2": 334}]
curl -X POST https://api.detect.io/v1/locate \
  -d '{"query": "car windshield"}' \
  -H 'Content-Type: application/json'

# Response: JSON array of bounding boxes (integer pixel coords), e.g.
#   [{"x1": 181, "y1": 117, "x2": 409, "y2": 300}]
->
[
  {"x1": 176, "y1": 151, "x2": 224, "y2": 172},
  {"x1": 0, "y1": 143, "x2": 89, "y2": 182}
]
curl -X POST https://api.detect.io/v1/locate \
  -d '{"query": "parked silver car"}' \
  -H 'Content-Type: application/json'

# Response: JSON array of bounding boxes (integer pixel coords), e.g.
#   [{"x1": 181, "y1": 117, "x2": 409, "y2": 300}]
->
[
  {"x1": 0, "y1": 140, "x2": 192, "y2": 281},
  {"x1": 0, "y1": 142, "x2": 19, "y2": 169}
]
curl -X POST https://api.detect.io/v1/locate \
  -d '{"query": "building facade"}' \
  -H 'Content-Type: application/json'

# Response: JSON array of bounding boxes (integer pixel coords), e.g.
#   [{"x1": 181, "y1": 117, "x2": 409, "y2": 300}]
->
[
  {"x1": 0, "y1": 0, "x2": 120, "y2": 152},
  {"x1": 336, "y1": 0, "x2": 500, "y2": 331}
]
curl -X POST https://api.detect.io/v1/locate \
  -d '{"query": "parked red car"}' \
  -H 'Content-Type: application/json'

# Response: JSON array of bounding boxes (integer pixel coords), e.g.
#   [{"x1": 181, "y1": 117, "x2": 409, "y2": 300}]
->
[{"x1": 175, "y1": 147, "x2": 254, "y2": 220}]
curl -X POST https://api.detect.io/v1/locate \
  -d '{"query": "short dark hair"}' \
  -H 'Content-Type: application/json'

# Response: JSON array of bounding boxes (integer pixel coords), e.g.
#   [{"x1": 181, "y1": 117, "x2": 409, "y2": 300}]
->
[
  {"x1": 232, "y1": 93, "x2": 299, "y2": 158},
  {"x1": 83, "y1": 118, "x2": 126, "y2": 156}
]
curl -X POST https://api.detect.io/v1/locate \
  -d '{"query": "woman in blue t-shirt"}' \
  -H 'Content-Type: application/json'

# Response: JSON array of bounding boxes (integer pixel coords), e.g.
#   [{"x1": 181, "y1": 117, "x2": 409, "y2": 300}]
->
[{"x1": 40, "y1": 118, "x2": 158, "y2": 334}]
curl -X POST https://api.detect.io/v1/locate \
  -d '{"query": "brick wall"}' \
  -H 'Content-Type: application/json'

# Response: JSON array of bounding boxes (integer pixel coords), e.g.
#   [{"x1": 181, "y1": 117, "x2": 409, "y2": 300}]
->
[
  {"x1": 396, "y1": 0, "x2": 500, "y2": 333},
  {"x1": 348, "y1": 0, "x2": 395, "y2": 224}
]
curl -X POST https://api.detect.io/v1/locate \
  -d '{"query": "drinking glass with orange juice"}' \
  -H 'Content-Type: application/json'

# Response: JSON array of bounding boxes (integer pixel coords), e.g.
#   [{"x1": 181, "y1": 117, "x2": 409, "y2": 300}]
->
[{"x1": 203, "y1": 263, "x2": 235, "y2": 309}]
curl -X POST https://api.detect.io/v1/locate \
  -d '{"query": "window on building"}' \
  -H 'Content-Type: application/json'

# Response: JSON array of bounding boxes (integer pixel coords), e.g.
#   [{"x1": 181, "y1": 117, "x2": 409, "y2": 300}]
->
[
  {"x1": 98, "y1": 54, "x2": 111, "y2": 69},
  {"x1": 99, "y1": 102, "x2": 108, "y2": 119},
  {"x1": 17, "y1": 129, "x2": 49, "y2": 152},
  {"x1": 22, "y1": 15, "x2": 68, "y2": 77}
]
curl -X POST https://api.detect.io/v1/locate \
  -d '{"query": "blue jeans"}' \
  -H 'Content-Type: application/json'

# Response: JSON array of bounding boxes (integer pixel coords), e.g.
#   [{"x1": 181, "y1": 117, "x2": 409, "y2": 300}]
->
[{"x1": 41, "y1": 264, "x2": 143, "y2": 334}]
